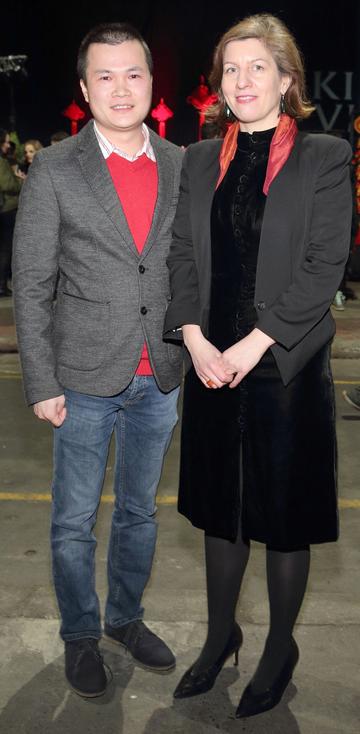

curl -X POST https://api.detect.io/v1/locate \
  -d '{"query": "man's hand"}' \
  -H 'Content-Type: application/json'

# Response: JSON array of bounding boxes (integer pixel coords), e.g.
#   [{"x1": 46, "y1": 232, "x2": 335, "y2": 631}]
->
[{"x1": 33, "y1": 395, "x2": 67, "y2": 427}]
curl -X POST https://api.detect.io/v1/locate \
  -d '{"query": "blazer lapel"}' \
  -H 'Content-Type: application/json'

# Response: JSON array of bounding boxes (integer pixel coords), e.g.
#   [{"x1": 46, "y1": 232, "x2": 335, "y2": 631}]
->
[
  {"x1": 76, "y1": 121, "x2": 137, "y2": 258},
  {"x1": 255, "y1": 135, "x2": 301, "y2": 298},
  {"x1": 140, "y1": 130, "x2": 175, "y2": 258},
  {"x1": 195, "y1": 149, "x2": 220, "y2": 253},
  {"x1": 193, "y1": 143, "x2": 221, "y2": 310}
]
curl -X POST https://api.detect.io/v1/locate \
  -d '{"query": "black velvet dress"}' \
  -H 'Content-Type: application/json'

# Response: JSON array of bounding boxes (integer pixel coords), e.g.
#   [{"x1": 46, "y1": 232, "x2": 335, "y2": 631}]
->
[{"x1": 178, "y1": 128, "x2": 338, "y2": 549}]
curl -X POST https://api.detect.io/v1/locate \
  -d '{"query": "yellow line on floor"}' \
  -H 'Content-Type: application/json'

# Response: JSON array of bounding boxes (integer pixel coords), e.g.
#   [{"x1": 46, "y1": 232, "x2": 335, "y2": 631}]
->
[
  {"x1": 334, "y1": 380, "x2": 360, "y2": 385},
  {"x1": 0, "y1": 492, "x2": 177, "y2": 505},
  {"x1": 338, "y1": 499, "x2": 360, "y2": 508},
  {"x1": 0, "y1": 492, "x2": 358, "y2": 508},
  {"x1": 0, "y1": 492, "x2": 53, "y2": 501}
]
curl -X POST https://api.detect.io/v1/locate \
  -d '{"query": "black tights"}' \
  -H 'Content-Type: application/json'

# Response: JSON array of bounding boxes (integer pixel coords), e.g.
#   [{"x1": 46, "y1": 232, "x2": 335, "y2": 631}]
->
[{"x1": 193, "y1": 524, "x2": 310, "y2": 690}]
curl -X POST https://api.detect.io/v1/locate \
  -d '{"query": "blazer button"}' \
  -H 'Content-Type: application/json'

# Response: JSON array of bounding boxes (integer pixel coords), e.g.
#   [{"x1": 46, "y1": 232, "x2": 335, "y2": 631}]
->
[
  {"x1": 138, "y1": 264, "x2": 145, "y2": 274},
  {"x1": 257, "y1": 301, "x2": 266, "y2": 311},
  {"x1": 140, "y1": 306, "x2": 148, "y2": 315}
]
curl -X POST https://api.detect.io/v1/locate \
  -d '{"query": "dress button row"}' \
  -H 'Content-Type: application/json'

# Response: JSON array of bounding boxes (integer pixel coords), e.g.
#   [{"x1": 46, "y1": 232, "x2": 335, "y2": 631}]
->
[
  {"x1": 244, "y1": 152, "x2": 257, "y2": 167},
  {"x1": 138, "y1": 264, "x2": 145, "y2": 274}
]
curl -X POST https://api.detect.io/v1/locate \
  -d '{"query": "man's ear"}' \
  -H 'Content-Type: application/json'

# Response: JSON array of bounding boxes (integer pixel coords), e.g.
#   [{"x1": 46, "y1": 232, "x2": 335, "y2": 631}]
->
[{"x1": 80, "y1": 79, "x2": 89, "y2": 103}]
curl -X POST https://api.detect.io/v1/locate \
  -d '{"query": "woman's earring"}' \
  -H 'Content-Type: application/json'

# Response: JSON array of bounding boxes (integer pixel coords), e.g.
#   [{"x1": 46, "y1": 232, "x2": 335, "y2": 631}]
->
[
  {"x1": 279, "y1": 93, "x2": 286, "y2": 115},
  {"x1": 225, "y1": 104, "x2": 231, "y2": 118}
]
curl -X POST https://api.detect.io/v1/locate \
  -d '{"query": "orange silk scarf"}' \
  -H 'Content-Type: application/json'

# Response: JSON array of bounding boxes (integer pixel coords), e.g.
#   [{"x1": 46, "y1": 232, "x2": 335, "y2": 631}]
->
[{"x1": 216, "y1": 113, "x2": 298, "y2": 195}]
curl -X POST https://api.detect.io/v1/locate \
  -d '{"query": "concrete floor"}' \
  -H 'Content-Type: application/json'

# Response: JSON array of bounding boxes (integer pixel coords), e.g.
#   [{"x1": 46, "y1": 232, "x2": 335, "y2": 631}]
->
[{"x1": 0, "y1": 339, "x2": 359, "y2": 731}]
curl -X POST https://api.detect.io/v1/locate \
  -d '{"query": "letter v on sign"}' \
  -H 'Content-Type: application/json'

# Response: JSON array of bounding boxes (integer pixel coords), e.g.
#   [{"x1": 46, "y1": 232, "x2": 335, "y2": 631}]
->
[{"x1": 315, "y1": 104, "x2": 343, "y2": 131}]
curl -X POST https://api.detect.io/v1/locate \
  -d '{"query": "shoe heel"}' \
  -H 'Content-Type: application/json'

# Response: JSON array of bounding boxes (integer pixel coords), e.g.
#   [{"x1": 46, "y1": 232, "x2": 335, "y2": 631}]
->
[{"x1": 234, "y1": 647, "x2": 239, "y2": 666}]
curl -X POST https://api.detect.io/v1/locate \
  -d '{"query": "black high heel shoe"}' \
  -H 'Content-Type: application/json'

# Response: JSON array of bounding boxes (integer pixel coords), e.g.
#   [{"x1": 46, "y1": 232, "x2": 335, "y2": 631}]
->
[
  {"x1": 235, "y1": 637, "x2": 299, "y2": 718},
  {"x1": 173, "y1": 623, "x2": 243, "y2": 699}
]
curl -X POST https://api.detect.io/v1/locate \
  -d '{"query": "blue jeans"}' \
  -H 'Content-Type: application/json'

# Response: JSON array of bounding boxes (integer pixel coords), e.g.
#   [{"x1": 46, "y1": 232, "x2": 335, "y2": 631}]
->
[{"x1": 51, "y1": 376, "x2": 179, "y2": 641}]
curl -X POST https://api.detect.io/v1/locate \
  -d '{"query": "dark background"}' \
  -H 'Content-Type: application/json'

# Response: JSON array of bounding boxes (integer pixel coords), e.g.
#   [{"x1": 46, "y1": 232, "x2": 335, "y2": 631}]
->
[{"x1": 0, "y1": 0, "x2": 359, "y2": 146}]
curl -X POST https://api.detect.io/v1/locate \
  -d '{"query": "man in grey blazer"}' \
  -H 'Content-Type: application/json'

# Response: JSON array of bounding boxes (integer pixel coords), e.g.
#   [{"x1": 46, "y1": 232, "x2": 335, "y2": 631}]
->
[{"x1": 13, "y1": 22, "x2": 183, "y2": 698}]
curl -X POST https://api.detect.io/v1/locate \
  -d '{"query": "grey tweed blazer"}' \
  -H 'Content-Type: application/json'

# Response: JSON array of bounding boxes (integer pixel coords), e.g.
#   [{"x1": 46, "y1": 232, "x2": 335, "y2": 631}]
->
[{"x1": 13, "y1": 121, "x2": 183, "y2": 405}]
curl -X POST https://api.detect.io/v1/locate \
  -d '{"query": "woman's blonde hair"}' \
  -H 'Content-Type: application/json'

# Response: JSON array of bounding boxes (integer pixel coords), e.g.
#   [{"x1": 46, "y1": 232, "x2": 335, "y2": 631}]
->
[
  {"x1": 206, "y1": 13, "x2": 315, "y2": 130},
  {"x1": 24, "y1": 139, "x2": 43, "y2": 152}
]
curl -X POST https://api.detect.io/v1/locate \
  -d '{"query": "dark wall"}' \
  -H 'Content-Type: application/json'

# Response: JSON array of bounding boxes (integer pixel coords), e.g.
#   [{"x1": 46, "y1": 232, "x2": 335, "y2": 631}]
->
[{"x1": 0, "y1": 0, "x2": 358, "y2": 145}]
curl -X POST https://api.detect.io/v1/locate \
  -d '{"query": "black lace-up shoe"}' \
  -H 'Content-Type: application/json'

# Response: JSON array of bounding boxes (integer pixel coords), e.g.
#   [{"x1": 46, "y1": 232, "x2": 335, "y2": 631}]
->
[
  {"x1": 65, "y1": 638, "x2": 108, "y2": 697},
  {"x1": 104, "y1": 620, "x2": 175, "y2": 672}
]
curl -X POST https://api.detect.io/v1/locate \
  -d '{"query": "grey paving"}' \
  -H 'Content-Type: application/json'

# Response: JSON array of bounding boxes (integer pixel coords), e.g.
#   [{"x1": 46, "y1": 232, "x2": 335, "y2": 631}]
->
[{"x1": 0, "y1": 323, "x2": 359, "y2": 732}]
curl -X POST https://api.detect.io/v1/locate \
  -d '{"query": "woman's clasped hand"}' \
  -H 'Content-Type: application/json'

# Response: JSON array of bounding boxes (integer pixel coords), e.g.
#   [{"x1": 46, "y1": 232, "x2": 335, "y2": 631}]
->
[{"x1": 183, "y1": 324, "x2": 275, "y2": 388}]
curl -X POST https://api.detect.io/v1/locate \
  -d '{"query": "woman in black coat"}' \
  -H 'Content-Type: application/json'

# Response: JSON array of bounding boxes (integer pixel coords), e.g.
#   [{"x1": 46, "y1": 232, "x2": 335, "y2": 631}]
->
[{"x1": 164, "y1": 13, "x2": 352, "y2": 718}]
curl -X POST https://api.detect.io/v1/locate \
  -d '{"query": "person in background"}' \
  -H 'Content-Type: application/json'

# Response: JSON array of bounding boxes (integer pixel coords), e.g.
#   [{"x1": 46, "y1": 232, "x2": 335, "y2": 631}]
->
[
  {"x1": 333, "y1": 161, "x2": 359, "y2": 309},
  {"x1": 21, "y1": 139, "x2": 43, "y2": 174},
  {"x1": 164, "y1": 12, "x2": 352, "y2": 719},
  {"x1": 50, "y1": 130, "x2": 70, "y2": 145},
  {"x1": 0, "y1": 128, "x2": 23, "y2": 296},
  {"x1": 6, "y1": 140, "x2": 18, "y2": 167}
]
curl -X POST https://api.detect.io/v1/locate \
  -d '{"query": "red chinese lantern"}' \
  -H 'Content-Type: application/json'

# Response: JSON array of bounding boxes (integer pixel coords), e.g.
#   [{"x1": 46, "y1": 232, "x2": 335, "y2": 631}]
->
[
  {"x1": 62, "y1": 101, "x2": 85, "y2": 136},
  {"x1": 187, "y1": 75, "x2": 218, "y2": 140},
  {"x1": 151, "y1": 98, "x2": 174, "y2": 139}
]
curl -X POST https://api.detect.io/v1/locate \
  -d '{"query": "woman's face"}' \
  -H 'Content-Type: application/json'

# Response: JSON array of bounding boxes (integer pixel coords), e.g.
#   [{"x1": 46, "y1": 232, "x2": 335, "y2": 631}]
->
[
  {"x1": 1, "y1": 134, "x2": 10, "y2": 155},
  {"x1": 221, "y1": 38, "x2": 291, "y2": 133},
  {"x1": 24, "y1": 144, "x2": 36, "y2": 163}
]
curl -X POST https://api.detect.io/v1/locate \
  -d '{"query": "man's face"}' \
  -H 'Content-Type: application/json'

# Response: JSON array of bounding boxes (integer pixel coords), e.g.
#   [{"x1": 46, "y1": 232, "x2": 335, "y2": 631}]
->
[{"x1": 80, "y1": 41, "x2": 153, "y2": 139}]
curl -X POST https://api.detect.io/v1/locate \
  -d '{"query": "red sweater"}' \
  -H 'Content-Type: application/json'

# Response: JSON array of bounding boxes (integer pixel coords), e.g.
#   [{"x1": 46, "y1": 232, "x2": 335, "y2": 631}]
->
[{"x1": 106, "y1": 152, "x2": 158, "y2": 375}]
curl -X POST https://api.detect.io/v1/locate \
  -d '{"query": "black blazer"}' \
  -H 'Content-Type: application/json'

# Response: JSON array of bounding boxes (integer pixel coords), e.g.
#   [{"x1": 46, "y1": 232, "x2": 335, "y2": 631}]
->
[{"x1": 164, "y1": 131, "x2": 353, "y2": 385}]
